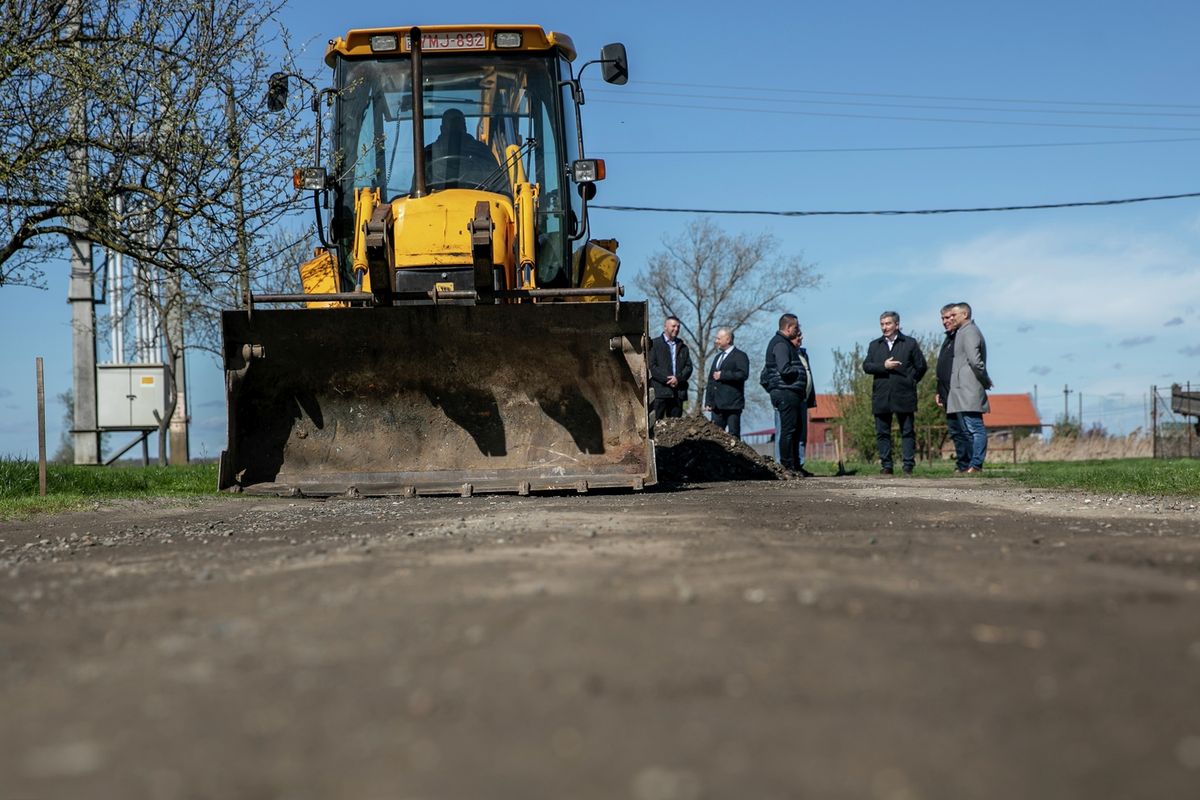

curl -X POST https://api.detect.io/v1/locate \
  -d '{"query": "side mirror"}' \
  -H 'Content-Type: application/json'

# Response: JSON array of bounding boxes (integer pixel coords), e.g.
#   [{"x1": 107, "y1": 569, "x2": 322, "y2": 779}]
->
[
  {"x1": 266, "y1": 72, "x2": 289, "y2": 112},
  {"x1": 599, "y1": 43, "x2": 628, "y2": 85}
]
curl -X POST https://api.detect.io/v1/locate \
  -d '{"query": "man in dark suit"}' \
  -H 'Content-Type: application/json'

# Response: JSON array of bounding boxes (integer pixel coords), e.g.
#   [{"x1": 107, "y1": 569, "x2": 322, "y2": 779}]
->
[
  {"x1": 647, "y1": 315, "x2": 693, "y2": 434},
  {"x1": 862, "y1": 311, "x2": 928, "y2": 475},
  {"x1": 703, "y1": 327, "x2": 749, "y2": 439}
]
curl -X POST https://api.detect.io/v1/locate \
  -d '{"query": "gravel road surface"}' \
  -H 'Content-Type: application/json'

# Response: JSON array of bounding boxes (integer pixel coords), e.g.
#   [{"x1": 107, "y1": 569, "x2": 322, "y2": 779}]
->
[{"x1": 3, "y1": 475, "x2": 1199, "y2": 799}]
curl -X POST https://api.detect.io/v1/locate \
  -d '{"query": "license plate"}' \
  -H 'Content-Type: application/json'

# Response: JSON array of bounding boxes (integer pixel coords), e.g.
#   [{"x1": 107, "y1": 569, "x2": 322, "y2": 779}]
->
[{"x1": 405, "y1": 31, "x2": 487, "y2": 51}]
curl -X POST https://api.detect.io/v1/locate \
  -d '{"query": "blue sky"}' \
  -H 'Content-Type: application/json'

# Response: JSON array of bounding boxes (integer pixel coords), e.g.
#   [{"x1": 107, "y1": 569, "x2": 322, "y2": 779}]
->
[{"x1": 3, "y1": 0, "x2": 1199, "y2": 459}]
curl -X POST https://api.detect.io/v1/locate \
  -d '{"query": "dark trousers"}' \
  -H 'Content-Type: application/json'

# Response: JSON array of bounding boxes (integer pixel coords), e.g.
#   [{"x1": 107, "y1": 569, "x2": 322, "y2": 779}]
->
[
  {"x1": 652, "y1": 397, "x2": 683, "y2": 421},
  {"x1": 875, "y1": 411, "x2": 916, "y2": 471},
  {"x1": 711, "y1": 409, "x2": 742, "y2": 440},
  {"x1": 945, "y1": 413, "x2": 972, "y2": 471},
  {"x1": 649, "y1": 397, "x2": 683, "y2": 436},
  {"x1": 770, "y1": 390, "x2": 804, "y2": 470},
  {"x1": 775, "y1": 406, "x2": 810, "y2": 464}
]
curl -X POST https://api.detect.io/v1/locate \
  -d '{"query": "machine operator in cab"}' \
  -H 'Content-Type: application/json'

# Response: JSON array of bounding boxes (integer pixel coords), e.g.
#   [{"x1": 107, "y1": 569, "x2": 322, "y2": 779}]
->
[{"x1": 424, "y1": 108, "x2": 502, "y2": 191}]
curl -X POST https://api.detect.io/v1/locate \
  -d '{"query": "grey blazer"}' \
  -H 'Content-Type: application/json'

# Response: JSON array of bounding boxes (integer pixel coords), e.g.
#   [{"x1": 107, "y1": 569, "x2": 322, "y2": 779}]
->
[{"x1": 946, "y1": 319, "x2": 992, "y2": 414}]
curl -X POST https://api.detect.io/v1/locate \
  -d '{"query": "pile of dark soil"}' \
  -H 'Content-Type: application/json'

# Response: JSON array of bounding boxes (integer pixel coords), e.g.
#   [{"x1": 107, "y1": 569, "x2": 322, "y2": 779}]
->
[{"x1": 653, "y1": 415, "x2": 795, "y2": 483}]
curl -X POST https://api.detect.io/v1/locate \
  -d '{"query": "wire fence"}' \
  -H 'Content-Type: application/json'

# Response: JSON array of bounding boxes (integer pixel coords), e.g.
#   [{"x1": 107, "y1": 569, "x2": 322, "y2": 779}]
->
[
  {"x1": 1152, "y1": 384, "x2": 1200, "y2": 459},
  {"x1": 741, "y1": 386, "x2": 1196, "y2": 464}
]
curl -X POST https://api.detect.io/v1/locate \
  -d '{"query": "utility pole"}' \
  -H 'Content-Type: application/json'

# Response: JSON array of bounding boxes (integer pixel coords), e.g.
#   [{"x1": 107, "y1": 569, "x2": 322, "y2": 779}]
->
[
  {"x1": 166, "y1": 261, "x2": 189, "y2": 464},
  {"x1": 66, "y1": 0, "x2": 100, "y2": 465},
  {"x1": 1151, "y1": 386, "x2": 1158, "y2": 458},
  {"x1": 226, "y1": 79, "x2": 251, "y2": 306},
  {"x1": 1062, "y1": 384, "x2": 1073, "y2": 426}
]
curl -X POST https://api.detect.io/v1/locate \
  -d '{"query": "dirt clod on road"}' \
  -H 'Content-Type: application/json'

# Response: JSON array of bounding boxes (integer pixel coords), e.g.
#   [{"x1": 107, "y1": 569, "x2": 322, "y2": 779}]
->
[{"x1": 653, "y1": 414, "x2": 792, "y2": 482}]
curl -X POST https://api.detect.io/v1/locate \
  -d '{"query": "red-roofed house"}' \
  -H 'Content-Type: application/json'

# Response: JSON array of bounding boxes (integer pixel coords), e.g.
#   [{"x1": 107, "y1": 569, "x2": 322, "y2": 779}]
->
[
  {"x1": 981, "y1": 394, "x2": 1042, "y2": 433},
  {"x1": 744, "y1": 394, "x2": 849, "y2": 460}
]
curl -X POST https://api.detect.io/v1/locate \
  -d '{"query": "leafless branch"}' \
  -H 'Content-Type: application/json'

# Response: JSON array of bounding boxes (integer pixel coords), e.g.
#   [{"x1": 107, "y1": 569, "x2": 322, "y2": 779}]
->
[{"x1": 636, "y1": 217, "x2": 822, "y2": 413}]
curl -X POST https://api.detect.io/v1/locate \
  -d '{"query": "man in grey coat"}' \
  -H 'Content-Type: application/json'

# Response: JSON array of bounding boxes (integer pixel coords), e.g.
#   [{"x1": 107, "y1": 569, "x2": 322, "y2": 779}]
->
[
  {"x1": 934, "y1": 303, "x2": 972, "y2": 473},
  {"x1": 945, "y1": 302, "x2": 993, "y2": 472}
]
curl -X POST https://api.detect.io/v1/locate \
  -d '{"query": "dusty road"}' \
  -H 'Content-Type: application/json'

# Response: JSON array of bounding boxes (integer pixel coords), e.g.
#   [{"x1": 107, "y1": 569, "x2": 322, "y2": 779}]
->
[{"x1": 3, "y1": 475, "x2": 1200, "y2": 800}]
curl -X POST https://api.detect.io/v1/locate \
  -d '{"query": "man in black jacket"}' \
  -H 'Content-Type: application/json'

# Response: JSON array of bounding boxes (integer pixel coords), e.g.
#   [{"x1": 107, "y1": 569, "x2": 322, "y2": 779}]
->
[
  {"x1": 703, "y1": 327, "x2": 750, "y2": 439},
  {"x1": 793, "y1": 328, "x2": 817, "y2": 476},
  {"x1": 774, "y1": 326, "x2": 816, "y2": 476},
  {"x1": 647, "y1": 315, "x2": 693, "y2": 434},
  {"x1": 862, "y1": 311, "x2": 928, "y2": 475},
  {"x1": 763, "y1": 313, "x2": 806, "y2": 472}
]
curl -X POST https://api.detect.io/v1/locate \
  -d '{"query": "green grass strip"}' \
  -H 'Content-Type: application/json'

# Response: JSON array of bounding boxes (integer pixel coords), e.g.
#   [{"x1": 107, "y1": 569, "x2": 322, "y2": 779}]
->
[
  {"x1": 0, "y1": 460, "x2": 218, "y2": 518},
  {"x1": 805, "y1": 457, "x2": 1200, "y2": 495}
]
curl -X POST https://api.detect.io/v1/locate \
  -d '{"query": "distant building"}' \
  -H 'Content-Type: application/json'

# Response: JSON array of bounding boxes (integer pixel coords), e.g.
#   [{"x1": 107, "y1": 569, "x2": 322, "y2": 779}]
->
[
  {"x1": 980, "y1": 394, "x2": 1042, "y2": 437},
  {"x1": 742, "y1": 394, "x2": 849, "y2": 460}
]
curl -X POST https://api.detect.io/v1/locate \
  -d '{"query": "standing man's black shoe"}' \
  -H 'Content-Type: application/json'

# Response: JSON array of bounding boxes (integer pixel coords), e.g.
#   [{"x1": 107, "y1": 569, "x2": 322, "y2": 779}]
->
[
  {"x1": 902, "y1": 466, "x2": 914, "y2": 475},
  {"x1": 880, "y1": 467, "x2": 894, "y2": 475},
  {"x1": 798, "y1": 467, "x2": 815, "y2": 478}
]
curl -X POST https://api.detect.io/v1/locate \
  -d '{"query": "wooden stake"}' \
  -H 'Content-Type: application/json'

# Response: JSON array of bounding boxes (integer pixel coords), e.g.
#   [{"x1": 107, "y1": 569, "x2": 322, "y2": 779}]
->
[{"x1": 36, "y1": 357, "x2": 47, "y2": 496}]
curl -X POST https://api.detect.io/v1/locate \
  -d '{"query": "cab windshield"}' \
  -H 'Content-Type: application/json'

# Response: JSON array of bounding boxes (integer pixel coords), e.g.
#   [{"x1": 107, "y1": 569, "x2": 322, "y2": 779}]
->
[{"x1": 332, "y1": 53, "x2": 572, "y2": 281}]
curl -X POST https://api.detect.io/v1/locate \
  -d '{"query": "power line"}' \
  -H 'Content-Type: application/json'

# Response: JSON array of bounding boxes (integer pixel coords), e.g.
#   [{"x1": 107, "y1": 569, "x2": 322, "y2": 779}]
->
[
  {"x1": 591, "y1": 88, "x2": 1200, "y2": 119},
  {"x1": 612, "y1": 79, "x2": 1200, "y2": 111},
  {"x1": 591, "y1": 191, "x2": 1200, "y2": 218},
  {"x1": 601, "y1": 137, "x2": 1200, "y2": 156},
  {"x1": 590, "y1": 98, "x2": 1200, "y2": 133}
]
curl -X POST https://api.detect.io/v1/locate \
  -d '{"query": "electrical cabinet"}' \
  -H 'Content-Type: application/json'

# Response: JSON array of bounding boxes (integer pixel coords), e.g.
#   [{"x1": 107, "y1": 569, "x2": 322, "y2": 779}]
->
[{"x1": 97, "y1": 364, "x2": 166, "y2": 429}]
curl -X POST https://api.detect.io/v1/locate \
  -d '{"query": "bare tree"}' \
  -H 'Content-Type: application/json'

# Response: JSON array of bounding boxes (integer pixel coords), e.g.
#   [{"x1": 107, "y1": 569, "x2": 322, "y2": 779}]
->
[
  {"x1": 636, "y1": 217, "x2": 821, "y2": 413},
  {"x1": 0, "y1": 0, "x2": 311, "y2": 289},
  {"x1": 1, "y1": 0, "x2": 318, "y2": 463}
]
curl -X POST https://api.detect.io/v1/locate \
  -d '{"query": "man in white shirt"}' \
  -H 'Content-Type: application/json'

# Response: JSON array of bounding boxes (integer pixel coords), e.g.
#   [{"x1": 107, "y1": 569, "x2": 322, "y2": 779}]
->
[{"x1": 647, "y1": 316, "x2": 693, "y2": 434}]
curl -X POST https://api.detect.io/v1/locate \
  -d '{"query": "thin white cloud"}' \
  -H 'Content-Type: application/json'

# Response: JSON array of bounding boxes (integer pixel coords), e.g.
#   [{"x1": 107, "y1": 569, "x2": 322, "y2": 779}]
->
[
  {"x1": 1118, "y1": 336, "x2": 1155, "y2": 348},
  {"x1": 1165, "y1": 317, "x2": 1185, "y2": 327},
  {"x1": 1030, "y1": 365, "x2": 1051, "y2": 376},
  {"x1": 936, "y1": 225, "x2": 1200, "y2": 330}
]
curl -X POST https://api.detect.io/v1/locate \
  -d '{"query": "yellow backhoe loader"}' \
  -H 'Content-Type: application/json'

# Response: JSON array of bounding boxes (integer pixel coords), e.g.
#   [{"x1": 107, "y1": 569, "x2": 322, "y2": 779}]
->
[{"x1": 218, "y1": 25, "x2": 653, "y2": 496}]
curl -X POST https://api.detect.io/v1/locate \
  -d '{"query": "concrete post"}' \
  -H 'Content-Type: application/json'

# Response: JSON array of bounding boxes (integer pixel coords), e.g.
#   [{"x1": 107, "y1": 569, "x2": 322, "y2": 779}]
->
[
  {"x1": 167, "y1": 270, "x2": 189, "y2": 464},
  {"x1": 67, "y1": 0, "x2": 100, "y2": 465}
]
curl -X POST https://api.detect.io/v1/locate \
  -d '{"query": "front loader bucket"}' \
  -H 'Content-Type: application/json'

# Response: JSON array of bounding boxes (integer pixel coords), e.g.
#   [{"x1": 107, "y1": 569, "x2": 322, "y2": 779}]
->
[{"x1": 218, "y1": 302, "x2": 654, "y2": 496}]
